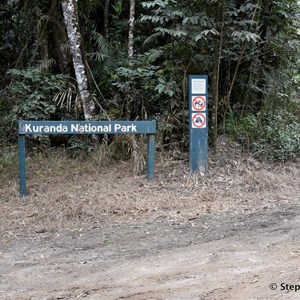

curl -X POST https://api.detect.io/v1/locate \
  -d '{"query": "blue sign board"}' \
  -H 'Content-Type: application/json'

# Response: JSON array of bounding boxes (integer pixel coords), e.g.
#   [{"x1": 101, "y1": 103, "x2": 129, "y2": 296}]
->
[
  {"x1": 19, "y1": 120, "x2": 156, "y2": 135},
  {"x1": 18, "y1": 120, "x2": 156, "y2": 197},
  {"x1": 189, "y1": 75, "x2": 208, "y2": 173}
]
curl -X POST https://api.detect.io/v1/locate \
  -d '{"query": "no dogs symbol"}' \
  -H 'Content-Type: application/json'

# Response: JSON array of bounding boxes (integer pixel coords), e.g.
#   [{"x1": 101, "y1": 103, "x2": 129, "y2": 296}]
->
[
  {"x1": 192, "y1": 113, "x2": 206, "y2": 128},
  {"x1": 192, "y1": 96, "x2": 206, "y2": 111}
]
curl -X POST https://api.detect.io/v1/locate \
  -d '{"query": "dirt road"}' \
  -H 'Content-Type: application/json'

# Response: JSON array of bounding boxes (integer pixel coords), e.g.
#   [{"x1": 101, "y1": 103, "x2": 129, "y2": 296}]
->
[
  {"x1": 0, "y1": 145, "x2": 299, "y2": 299},
  {"x1": 1, "y1": 201, "x2": 300, "y2": 300}
]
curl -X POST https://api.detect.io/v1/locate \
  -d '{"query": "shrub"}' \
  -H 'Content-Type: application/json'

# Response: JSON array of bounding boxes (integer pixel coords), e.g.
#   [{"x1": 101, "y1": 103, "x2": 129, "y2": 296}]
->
[
  {"x1": 253, "y1": 111, "x2": 300, "y2": 161},
  {"x1": 225, "y1": 109, "x2": 300, "y2": 161},
  {"x1": 0, "y1": 68, "x2": 72, "y2": 144}
]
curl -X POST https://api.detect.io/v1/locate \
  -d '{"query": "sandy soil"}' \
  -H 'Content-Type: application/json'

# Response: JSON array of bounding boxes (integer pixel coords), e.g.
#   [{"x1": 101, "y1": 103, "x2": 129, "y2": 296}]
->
[{"x1": 0, "y1": 141, "x2": 299, "y2": 300}]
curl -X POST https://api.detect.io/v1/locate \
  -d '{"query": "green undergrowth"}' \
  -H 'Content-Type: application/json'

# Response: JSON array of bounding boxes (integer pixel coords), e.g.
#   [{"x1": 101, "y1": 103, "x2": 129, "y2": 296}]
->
[{"x1": 225, "y1": 107, "x2": 300, "y2": 162}]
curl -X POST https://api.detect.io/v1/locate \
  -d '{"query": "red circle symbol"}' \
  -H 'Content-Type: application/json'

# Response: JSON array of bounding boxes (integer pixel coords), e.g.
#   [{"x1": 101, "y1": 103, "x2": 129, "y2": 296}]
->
[
  {"x1": 192, "y1": 113, "x2": 206, "y2": 128},
  {"x1": 192, "y1": 96, "x2": 206, "y2": 111}
]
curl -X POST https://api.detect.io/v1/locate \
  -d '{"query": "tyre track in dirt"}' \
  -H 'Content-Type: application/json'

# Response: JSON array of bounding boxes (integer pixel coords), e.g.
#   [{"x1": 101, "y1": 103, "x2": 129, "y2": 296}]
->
[{"x1": 1, "y1": 202, "x2": 299, "y2": 300}]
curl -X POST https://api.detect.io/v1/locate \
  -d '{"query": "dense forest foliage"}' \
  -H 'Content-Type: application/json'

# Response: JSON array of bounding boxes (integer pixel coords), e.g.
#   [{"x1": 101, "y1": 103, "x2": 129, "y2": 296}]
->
[{"x1": 0, "y1": 0, "x2": 299, "y2": 161}]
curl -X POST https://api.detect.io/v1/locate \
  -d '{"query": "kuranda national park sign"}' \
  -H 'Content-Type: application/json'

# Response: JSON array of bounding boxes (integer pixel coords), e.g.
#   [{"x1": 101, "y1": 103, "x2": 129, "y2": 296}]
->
[{"x1": 18, "y1": 120, "x2": 156, "y2": 197}]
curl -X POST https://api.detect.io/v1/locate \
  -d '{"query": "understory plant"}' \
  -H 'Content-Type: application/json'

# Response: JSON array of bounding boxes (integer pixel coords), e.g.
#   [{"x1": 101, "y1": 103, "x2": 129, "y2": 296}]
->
[{"x1": 225, "y1": 108, "x2": 300, "y2": 161}]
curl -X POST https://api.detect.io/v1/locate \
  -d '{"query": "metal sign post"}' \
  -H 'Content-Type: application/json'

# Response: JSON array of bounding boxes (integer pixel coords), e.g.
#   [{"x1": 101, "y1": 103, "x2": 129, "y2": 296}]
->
[
  {"x1": 18, "y1": 120, "x2": 156, "y2": 197},
  {"x1": 18, "y1": 134, "x2": 26, "y2": 196},
  {"x1": 189, "y1": 75, "x2": 208, "y2": 173}
]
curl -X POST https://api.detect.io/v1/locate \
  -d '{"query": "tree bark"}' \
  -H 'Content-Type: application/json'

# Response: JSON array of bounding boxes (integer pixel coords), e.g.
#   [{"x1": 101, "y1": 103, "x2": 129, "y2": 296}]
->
[
  {"x1": 211, "y1": 8, "x2": 224, "y2": 153},
  {"x1": 128, "y1": 0, "x2": 135, "y2": 68},
  {"x1": 61, "y1": 0, "x2": 95, "y2": 121}
]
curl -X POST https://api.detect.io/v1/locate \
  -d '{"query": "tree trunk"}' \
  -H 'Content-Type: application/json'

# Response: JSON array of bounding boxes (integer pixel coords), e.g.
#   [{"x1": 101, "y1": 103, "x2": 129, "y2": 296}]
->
[
  {"x1": 128, "y1": 0, "x2": 135, "y2": 68},
  {"x1": 61, "y1": 0, "x2": 95, "y2": 121},
  {"x1": 104, "y1": 0, "x2": 110, "y2": 39},
  {"x1": 211, "y1": 8, "x2": 224, "y2": 153},
  {"x1": 222, "y1": 0, "x2": 260, "y2": 128}
]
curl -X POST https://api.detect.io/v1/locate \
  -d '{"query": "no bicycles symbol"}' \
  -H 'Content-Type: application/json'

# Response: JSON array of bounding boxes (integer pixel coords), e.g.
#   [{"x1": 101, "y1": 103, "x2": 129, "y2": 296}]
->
[
  {"x1": 192, "y1": 113, "x2": 206, "y2": 128},
  {"x1": 192, "y1": 96, "x2": 206, "y2": 111}
]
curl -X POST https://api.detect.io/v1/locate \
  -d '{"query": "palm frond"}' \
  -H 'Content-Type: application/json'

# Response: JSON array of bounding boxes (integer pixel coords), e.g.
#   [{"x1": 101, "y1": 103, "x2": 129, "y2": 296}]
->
[
  {"x1": 53, "y1": 81, "x2": 78, "y2": 113},
  {"x1": 144, "y1": 48, "x2": 164, "y2": 63},
  {"x1": 142, "y1": 32, "x2": 162, "y2": 48},
  {"x1": 88, "y1": 31, "x2": 111, "y2": 62},
  {"x1": 39, "y1": 58, "x2": 56, "y2": 72}
]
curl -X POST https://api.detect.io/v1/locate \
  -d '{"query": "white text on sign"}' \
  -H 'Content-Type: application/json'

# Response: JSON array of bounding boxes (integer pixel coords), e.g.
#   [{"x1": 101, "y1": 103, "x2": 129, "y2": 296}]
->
[{"x1": 22, "y1": 123, "x2": 138, "y2": 134}]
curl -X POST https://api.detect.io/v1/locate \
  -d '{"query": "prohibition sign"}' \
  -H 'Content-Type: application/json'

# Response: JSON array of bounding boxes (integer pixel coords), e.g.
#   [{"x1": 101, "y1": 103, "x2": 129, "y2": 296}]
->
[
  {"x1": 192, "y1": 113, "x2": 206, "y2": 128},
  {"x1": 192, "y1": 96, "x2": 206, "y2": 111}
]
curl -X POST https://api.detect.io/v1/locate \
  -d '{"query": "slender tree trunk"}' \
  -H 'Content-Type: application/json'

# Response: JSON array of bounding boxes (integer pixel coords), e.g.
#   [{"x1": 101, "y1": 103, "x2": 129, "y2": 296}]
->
[
  {"x1": 50, "y1": 0, "x2": 68, "y2": 72},
  {"x1": 128, "y1": 0, "x2": 135, "y2": 68},
  {"x1": 61, "y1": 0, "x2": 95, "y2": 121},
  {"x1": 104, "y1": 0, "x2": 110, "y2": 39},
  {"x1": 40, "y1": 38, "x2": 49, "y2": 61},
  {"x1": 125, "y1": 0, "x2": 136, "y2": 119},
  {"x1": 182, "y1": 59, "x2": 192, "y2": 142},
  {"x1": 53, "y1": 23, "x2": 68, "y2": 72},
  {"x1": 223, "y1": 0, "x2": 260, "y2": 121},
  {"x1": 211, "y1": 9, "x2": 224, "y2": 153}
]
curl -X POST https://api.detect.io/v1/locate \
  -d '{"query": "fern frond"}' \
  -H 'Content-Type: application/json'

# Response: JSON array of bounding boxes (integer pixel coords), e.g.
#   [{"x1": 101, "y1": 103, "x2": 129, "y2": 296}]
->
[
  {"x1": 144, "y1": 48, "x2": 164, "y2": 63},
  {"x1": 143, "y1": 32, "x2": 162, "y2": 47},
  {"x1": 39, "y1": 58, "x2": 56, "y2": 72}
]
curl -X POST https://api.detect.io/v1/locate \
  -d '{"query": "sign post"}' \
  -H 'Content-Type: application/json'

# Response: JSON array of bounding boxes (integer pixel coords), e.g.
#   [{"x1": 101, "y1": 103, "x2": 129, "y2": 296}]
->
[
  {"x1": 18, "y1": 120, "x2": 156, "y2": 197},
  {"x1": 189, "y1": 75, "x2": 208, "y2": 173},
  {"x1": 18, "y1": 134, "x2": 26, "y2": 196}
]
